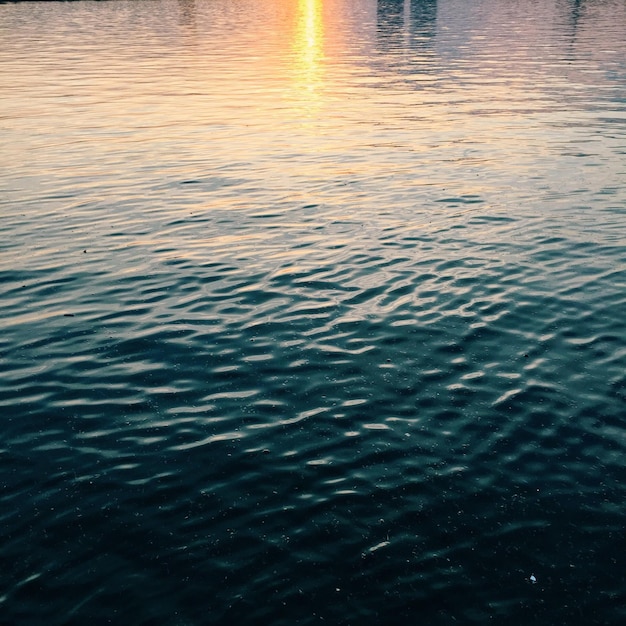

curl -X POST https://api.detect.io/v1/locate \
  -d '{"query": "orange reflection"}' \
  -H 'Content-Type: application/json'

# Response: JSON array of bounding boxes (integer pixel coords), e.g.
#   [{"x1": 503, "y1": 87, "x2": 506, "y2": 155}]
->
[{"x1": 291, "y1": 0, "x2": 325, "y2": 108}]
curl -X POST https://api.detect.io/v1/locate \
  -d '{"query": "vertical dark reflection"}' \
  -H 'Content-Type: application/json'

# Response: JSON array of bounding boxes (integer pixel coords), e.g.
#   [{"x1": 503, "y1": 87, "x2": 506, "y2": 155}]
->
[
  {"x1": 559, "y1": 0, "x2": 586, "y2": 41},
  {"x1": 569, "y1": 0, "x2": 584, "y2": 25},
  {"x1": 406, "y1": 0, "x2": 438, "y2": 37},
  {"x1": 376, "y1": 0, "x2": 438, "y2": 48},
  {"x1": 377, "y1": 0, "x2": 405, "y2": 36},
  {"x1": 374, "y1": 0, "x2": 438, "y2": 84}
]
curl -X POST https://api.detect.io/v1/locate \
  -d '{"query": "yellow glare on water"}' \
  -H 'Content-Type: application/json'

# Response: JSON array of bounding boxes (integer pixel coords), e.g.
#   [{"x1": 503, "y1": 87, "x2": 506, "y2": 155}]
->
[{"x1": 291, "y1": 0, "x2": 325, "y2": 107}]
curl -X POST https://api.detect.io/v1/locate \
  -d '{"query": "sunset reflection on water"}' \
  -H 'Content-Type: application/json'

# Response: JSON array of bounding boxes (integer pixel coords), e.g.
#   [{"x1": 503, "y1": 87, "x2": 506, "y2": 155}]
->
[
  {"x1": 1, "y1": 1, "x2": 626, "y2": 623},
  {"x1": 290, "y1": 0, "x2": 325, "y2": 111}
]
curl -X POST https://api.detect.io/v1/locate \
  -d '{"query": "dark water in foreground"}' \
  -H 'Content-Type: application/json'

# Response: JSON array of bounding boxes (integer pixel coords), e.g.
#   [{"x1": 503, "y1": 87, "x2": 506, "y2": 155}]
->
[{"x1": 1, "y1": 0, "x2": 626, "y2": 623}]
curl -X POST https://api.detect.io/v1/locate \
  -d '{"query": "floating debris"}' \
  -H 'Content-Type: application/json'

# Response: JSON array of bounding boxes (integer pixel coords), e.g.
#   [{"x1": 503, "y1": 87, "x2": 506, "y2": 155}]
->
[
  {"x1": 366, "y1": 540, "x2": 390, "y2": 555},
  {"x1": 529, "y1": 574, "x2": 537, "y2": 584}
]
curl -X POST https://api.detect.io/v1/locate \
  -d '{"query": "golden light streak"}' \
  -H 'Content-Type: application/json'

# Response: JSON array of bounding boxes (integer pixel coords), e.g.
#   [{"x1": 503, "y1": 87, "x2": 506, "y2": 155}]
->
[{"x1": 291, "y1": 0, "x2": 325, "y2": 108}]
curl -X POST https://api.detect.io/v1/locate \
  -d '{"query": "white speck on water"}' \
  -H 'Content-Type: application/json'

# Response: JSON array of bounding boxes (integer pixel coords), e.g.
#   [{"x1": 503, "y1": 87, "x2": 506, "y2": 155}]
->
[
  {"x1": 529, "y1": 574, "x2": 537, "y2": 584},
  {"x1": 367, "y1": 540, "x2": 390, "y2": 554}
]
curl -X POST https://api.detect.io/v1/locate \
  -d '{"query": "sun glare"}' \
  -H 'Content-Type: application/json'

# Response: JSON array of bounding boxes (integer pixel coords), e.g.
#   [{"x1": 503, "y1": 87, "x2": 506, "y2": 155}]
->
[{"x1": 292, "y1": 0, "x2": 325, "y2": 106}]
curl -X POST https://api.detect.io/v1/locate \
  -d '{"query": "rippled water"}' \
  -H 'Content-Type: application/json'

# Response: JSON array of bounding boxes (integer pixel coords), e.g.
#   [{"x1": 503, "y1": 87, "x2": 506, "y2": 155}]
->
[{"x1": 1, "y1": 0, "x2": 626, "y2": 623}]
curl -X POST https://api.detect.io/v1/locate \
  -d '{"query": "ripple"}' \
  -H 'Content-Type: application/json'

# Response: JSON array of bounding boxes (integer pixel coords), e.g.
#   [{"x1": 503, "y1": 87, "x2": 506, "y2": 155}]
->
[{"x1": 2, "y1": 0, "x2": 626, "y2": 623}]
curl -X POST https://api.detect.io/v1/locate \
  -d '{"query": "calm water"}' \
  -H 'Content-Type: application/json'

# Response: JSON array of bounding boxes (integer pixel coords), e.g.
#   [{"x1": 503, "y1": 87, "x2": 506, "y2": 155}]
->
[{"x1": 1, "y1": 0, "x2": 626, "y2": 623}]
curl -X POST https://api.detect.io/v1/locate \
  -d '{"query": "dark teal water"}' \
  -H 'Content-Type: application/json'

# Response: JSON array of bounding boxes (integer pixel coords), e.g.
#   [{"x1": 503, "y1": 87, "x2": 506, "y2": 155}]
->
[{"x1": 1, "y1": 0, "x2": 626, "y2": 623}]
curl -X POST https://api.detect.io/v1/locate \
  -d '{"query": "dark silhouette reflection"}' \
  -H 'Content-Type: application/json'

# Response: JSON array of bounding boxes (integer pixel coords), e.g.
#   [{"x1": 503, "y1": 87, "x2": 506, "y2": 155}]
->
[
  {"x1": 557, "y1": 0, "x2": 587, "y2": 56},
  {"x1": 376, "y1": 0, "x2": 438, "y2": 49},
  {"x1": 569, "y1": 0, "x2": 584, "y2": 25},
  {"x1": 560, "y1": 0, "x2": 586, "y2": 37},
  {"x1": 377, "y1": 0, "x2": 405, "y2": 35},
  {"x1": 374, "y1": 0, "x2": 438, "y2": 85}
]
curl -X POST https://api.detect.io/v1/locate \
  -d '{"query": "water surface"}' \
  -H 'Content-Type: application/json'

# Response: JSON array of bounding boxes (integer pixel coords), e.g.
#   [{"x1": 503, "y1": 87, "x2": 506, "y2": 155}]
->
[{"x1": 1, "y1": 0, "x2": 626, "y2": 624}]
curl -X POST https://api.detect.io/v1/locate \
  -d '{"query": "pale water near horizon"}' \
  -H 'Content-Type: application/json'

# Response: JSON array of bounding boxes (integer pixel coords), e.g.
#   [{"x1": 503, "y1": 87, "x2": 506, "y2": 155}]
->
[{"x1": 1, "y1": 0, "x2": 626, "y2": 623}]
